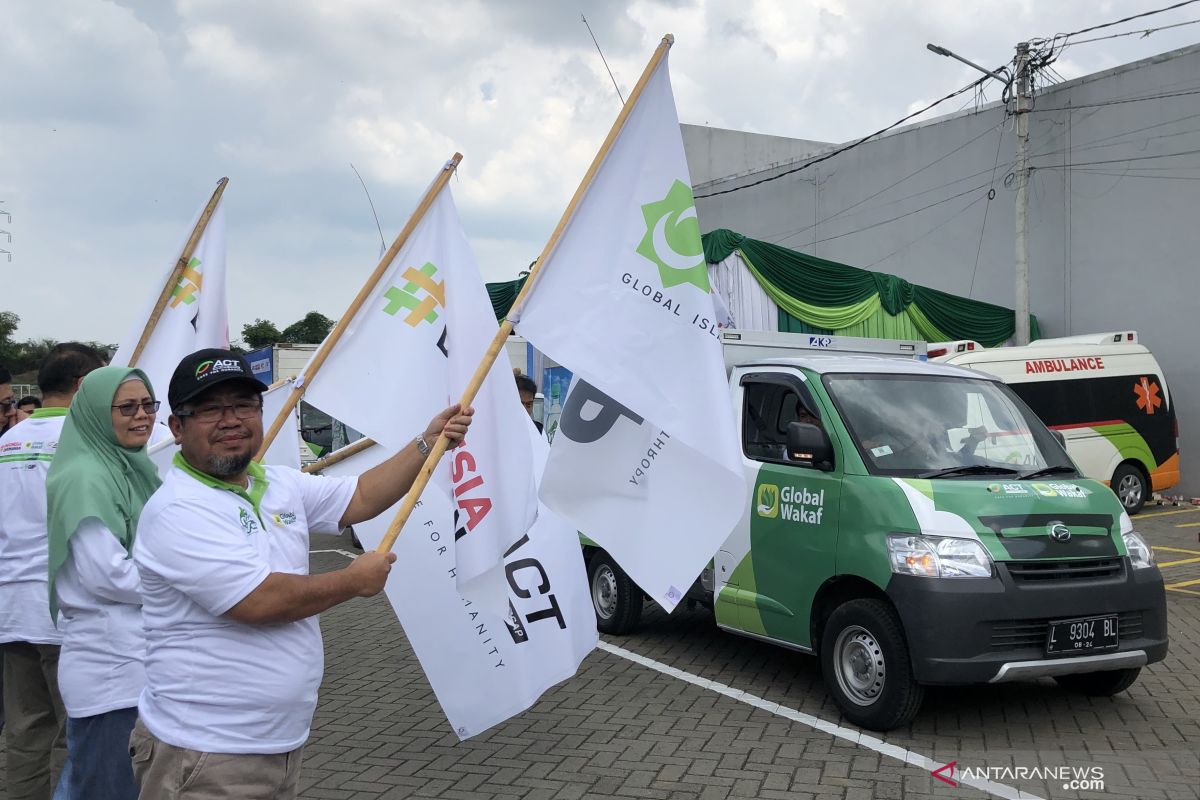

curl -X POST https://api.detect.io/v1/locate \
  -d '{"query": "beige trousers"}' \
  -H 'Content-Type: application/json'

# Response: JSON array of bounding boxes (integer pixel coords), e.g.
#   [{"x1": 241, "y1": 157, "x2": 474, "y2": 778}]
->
[{"x1": 128, "y1": 718, "x2": 303, "y2": 800}]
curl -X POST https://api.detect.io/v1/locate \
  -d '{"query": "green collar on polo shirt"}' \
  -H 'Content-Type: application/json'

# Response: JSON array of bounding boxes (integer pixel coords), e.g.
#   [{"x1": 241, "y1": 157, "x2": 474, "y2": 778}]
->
[
  {"x1": 172, "y1": 452, "x2": 270, "y2": 525},
  {"x1": 31, "y1": 407, "x2": 68, "y2": 419}
]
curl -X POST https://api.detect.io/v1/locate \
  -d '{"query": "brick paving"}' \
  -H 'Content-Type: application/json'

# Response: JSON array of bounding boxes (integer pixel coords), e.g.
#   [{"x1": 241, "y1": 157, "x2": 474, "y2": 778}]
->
[{"x1": 1, "y1": 511, "x2": 1196, "y2": 799}]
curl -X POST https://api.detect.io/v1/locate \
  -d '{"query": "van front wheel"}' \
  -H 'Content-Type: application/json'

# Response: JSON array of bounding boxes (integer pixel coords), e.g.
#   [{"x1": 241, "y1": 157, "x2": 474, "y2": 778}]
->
[
  {"x1": 588, "y1": 551, "x2": 643, "y2": 635},
  {"x1": 820, "y1": 599, "x2": 924, "y2": 731},
  {"x1": 1112, "y1": 463, "x2": 1148, "y2": 515}
]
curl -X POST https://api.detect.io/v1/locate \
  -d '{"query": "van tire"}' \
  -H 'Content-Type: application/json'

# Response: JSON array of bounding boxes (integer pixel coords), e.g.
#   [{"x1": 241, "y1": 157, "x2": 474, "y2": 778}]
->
[
  {"x1": 1054, "y1": 667, "x2": 1141, "y2": 696},
  {"x1": 820, "y1": 599, "x2": 924, "y2": 731},
  {"x1": 1112, "y1": 463, "x2": 1148, "y2": 515},
  {"x1": 589, "y1": 551, "x2": 642, "y2": 635}
]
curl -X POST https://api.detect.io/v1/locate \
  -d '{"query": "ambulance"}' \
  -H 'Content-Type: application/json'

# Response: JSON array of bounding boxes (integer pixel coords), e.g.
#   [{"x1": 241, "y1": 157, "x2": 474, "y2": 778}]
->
[
  {"x1": 929, "y1": 332, "x2": 1179, "y2": 514},
  {"x1": 585, "y1": 331, "x2": 1168, "y2": 731}
]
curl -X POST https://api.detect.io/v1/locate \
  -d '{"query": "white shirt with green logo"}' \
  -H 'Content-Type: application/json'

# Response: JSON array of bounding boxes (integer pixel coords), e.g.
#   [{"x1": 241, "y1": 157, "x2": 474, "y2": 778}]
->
[
  {"x1": 133, "y1": 458, "x2": 356, "y2": 754},
  {"x1": 0, "y1": 410, "x2": 68, "y2": 645}
]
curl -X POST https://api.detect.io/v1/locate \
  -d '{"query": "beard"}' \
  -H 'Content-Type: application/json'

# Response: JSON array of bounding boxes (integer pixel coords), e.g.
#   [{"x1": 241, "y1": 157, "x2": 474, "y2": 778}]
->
[{"x1": 206, "y1": 451, "x2": 253, "y2": 479}]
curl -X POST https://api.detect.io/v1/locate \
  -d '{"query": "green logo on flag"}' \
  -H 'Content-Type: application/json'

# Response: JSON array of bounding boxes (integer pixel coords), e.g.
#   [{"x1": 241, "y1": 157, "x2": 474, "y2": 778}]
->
[
  {"x1": 170, "y1": 257, "x2": 203, "y2": 308},
  {"x1": 636, "y1": 180, "x2": 710, "y2": 292},
  {"x1": 382, "y1": 262, "x2": 446, "y2": 326}
]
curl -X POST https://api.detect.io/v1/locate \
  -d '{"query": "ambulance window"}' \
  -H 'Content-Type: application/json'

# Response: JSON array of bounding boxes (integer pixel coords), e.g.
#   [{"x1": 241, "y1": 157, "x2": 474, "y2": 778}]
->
[{"x1": 742, "y1": 380, "x2": 824, "y2": 464}]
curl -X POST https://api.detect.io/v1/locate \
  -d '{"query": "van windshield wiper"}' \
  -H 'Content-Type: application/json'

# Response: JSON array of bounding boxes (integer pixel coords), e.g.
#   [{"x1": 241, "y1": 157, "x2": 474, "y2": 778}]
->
[
  {"x1": 1018, "y1": 465, "x2": 1078, "y2": 480},
  {"x1": 918, "y1": 465, "x2": 1022, "y2": 479}
]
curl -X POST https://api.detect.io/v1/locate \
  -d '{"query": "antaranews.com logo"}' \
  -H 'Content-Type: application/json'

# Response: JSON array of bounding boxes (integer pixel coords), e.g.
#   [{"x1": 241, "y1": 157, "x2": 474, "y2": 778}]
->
[{"x1": 932, "y1": 760, "x2": 1105, "y2": 792}]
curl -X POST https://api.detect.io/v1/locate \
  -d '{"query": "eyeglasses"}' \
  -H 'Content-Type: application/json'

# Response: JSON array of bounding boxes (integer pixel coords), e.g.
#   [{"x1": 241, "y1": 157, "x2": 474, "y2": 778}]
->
[
  {"x1": 176, "y1": 400, "x2": 262, "y2": 424},
  {"x1": 112, "y1": 400, "x2": 161, "y2": 417}
]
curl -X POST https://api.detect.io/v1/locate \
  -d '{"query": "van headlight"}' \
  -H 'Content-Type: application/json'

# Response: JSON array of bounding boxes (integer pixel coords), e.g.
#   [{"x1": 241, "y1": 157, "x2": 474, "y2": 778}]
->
[
  {"x1": 887, "y1": 534, "x2": 993, "y2": 578},
  {"x1": 1123, "y1": 531, "x2": 1155, "y2": 569}
]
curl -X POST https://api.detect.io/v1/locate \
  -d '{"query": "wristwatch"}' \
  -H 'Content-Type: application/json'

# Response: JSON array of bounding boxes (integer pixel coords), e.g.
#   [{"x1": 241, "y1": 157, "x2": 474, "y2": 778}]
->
[{"x1": 415, "y1": 433, "x2": 431, "y2": 456}]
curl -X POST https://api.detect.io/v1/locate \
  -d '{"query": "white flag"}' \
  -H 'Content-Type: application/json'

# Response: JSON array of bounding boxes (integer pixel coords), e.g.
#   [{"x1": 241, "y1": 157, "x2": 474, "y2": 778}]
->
[
  {"x1": 303, "y1": 180, "x2": 535, "y2": 609},
  {"x1": 514, "y1": 49, "x2": 746, "y2": 611},
  {"x1": 320, "y1": 421, "x2": 595, "y2": 740},
  {"x1": 113, "y1": 193, "x2": 229, "y2": 400},
  {"x1": 260, "y1": 381, "x2": 302, "y2": 470}
]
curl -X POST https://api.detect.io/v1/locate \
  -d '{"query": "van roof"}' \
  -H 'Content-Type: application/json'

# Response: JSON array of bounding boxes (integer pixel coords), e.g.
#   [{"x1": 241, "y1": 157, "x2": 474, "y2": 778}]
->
[
  {"x1": 941, "y1": 340, "x2": 1151, "y2": 366},
  {"x1": 737, "y1": 355, "x2": 1000, "y2": 380}
]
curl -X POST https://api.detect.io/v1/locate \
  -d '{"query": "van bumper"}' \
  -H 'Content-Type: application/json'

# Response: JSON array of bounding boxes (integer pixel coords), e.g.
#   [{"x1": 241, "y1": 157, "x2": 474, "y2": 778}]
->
[{"x1": 885, "y1": 559, "x2": 1168, "y2": 685}]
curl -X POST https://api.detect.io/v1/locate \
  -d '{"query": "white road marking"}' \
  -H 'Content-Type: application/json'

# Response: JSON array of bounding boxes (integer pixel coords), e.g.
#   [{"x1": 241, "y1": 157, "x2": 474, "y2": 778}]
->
[{"x1": 598, "y1": 641, "x2": 1046, "y2": 800}]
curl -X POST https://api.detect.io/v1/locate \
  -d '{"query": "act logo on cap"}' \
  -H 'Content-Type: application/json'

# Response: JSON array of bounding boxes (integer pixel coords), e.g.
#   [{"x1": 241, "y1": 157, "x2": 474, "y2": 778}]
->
[{"x1": 195, "y1": 359, "x2": 243, "y2": 379}]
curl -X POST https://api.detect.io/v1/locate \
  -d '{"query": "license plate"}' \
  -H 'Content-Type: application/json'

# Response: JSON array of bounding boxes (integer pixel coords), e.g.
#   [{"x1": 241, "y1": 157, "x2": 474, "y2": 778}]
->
[{"x1": 1045, "y1": 615, "x2": 1119, "y2": 656}]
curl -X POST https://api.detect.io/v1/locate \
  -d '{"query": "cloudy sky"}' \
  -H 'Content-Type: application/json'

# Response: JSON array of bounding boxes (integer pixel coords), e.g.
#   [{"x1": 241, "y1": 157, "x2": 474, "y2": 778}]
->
[{"x1": 3, "y1": 0, "x2": 1197, "y2": 345}]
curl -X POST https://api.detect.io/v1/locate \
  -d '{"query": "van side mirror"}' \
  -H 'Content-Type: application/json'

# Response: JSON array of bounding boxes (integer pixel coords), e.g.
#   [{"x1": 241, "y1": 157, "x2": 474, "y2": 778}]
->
[
  {"x1": 787, "y1": 422, "x2": 834, "y2": 472},
  {"x1": 1051, "y1": 430, "x2": 1067, "y2": 449}
]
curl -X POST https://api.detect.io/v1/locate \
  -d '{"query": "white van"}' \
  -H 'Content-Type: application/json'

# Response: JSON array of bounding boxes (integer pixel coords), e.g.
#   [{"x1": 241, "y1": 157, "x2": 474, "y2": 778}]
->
[{"x1": 930, "y1": 332, "x2": 1179, "y2": 513}]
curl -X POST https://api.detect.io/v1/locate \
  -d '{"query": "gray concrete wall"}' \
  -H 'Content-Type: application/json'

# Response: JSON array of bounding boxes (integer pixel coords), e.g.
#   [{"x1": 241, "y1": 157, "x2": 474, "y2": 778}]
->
[
  {"x1": 681, "y1": 124, "x2": 829, "y2": 186},
  {"x1": 690, "y1": 44, "x2": 1200, "y2": 495}
]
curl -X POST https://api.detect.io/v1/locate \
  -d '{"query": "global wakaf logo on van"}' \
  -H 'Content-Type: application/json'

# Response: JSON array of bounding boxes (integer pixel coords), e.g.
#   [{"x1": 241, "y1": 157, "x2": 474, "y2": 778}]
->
[{"x1": 756, "y1": 484, "x2": 780, "y2": 518}]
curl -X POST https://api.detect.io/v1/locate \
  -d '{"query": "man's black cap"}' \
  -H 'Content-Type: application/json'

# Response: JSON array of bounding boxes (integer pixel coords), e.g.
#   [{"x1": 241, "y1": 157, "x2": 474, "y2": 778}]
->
[{"x1": 168, "y1": 348, "x2": 269, "y2": 411}]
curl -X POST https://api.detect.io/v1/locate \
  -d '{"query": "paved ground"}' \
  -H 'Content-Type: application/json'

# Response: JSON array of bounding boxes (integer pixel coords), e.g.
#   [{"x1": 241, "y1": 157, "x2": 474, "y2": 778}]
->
[{"x1": 2, "y1": 505, "x2": 1197, "y2": 799}]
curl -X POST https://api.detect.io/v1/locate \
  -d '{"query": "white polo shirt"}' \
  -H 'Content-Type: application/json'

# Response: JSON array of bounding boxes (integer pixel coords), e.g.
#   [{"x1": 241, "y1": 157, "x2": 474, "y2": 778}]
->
[
  {"x1": 133, "y1": 456, "x2": 357, "y2": 754},
  {"x1": 0, "y1": 409, "x2": 68, "y2": 646}
]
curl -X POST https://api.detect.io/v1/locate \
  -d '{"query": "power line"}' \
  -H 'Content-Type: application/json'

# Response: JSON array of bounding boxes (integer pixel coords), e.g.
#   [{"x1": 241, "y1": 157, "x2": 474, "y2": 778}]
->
[
  {"x1": 794, "y1": 182, "x2": 992, "y2": 249},
  {"x1": 1035, "y1": 86, "x2": 1200, "y2": 112},
  {"x1": 866, "y1": 194, "x2": 988, "y2": 269},
  {"x1": 1034, "y1": 147, "x2": 1200, "y2": 169},
  {"x1": 970, "y1": 125, "x2": 1007, "y2": 296},
  {"x1": 1063, "y1": 16, "x2": 1200, "y2": 45},
  {"x1": 765, "y1": 118, "x2": 1008, "y2": 244},
  {"x1": 1031, "y1": 0, "x2": 1200, "y2": 46},
  {"x1": 693, "y1": 72, "x2": 999, "y2": 200}
]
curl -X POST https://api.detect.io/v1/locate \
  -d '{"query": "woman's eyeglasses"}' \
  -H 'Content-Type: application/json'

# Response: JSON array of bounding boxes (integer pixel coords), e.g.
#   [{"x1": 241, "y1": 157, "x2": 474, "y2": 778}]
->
[{"x1": 112, "y1": 400, "x2": 161, "y2": 417}]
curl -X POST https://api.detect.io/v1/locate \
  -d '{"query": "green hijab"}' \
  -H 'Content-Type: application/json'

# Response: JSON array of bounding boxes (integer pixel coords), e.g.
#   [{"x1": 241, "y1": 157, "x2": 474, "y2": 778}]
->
[{"x1": 46, "y1": 366, "x2": 162, "y2": 618}]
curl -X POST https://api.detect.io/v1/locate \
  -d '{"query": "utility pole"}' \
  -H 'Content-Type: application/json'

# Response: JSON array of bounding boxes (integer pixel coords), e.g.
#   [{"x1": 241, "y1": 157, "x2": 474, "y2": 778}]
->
[
  {"x1": 927, "y1": 40, "x2": 1033, "y2": 344},
  {"x1": 1012, "y1": 42, "x2": 1032, "y2": 345}
]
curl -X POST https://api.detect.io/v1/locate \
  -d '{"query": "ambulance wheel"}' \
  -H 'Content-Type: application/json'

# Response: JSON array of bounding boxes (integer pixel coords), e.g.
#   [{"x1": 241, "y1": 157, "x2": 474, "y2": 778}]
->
[
  {"x1": 1112, "y1": 463, "x2": 1148, "y2": 515},
  {"x1": 1054, "y1": 667, "x2": 1141, "y2": 696},
  {"x1": 821, "y1": 599, "x2": 924, "y2": 731},
  {"x1": 589, "y1": 551, "x2": 642, "y2": 635}
]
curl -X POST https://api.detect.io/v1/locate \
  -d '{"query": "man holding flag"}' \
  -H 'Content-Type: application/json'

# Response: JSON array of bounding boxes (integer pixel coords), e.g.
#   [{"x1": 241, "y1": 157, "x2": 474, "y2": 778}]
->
[{"x1": 129, "y1": 348, "x2": 473, "y2": 799}]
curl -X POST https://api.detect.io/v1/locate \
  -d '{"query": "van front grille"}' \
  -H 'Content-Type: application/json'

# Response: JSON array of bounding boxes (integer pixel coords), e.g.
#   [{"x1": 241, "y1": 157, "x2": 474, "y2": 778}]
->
[{"x1": 1003, "y1": 558, "x2": 1124, "y2": 582}]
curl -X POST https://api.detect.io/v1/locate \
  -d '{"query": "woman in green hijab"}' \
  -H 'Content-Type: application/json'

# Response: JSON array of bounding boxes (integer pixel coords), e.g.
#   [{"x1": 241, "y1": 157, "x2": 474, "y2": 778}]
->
[{"x1": 46, "y1": 366, "x2": 162, "y2": 800}]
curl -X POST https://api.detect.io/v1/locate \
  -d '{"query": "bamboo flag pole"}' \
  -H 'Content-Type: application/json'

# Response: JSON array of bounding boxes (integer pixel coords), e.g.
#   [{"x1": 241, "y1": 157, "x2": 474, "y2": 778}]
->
[
  {"x1": 255, "y1": 154, "x2": 464, "y2": 462},
  {"x1": 374, "y1": 35, "x2": 675, "y2": 554},
  {"x1": 129, "y1": 177, "x2": 229, "y2": 367},
  {"x1": 301, "y1": 437, "x2": 375, "y2": 474}
]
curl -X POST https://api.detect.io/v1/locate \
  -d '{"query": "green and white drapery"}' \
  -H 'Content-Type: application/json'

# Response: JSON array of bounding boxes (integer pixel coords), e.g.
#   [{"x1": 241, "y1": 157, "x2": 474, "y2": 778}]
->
[
  {"x1": 485, "y1": 230, "x2": 1038, "y2": 347},
  {"x1": 702, "y1": 229, "x2": 1039, "y2": 346}
]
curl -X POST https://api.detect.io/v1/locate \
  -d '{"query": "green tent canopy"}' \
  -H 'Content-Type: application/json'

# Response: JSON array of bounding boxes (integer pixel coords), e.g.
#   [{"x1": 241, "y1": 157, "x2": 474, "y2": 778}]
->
[
  {"x1": 702, "y1": 229, "x2": 1038, "y2": 346},
  {"x1": 484, "y1": 230, "x2": 1037, "y2": 346}
]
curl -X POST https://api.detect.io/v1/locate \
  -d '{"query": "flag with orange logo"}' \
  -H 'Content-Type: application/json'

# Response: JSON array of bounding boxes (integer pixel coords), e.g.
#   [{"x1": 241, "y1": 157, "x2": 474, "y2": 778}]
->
[
  {"x1": 302, "y1": 182, "x2": 536, "y2": 610},
  {"x1": 112, "y1": 194, "x2": 229, "y2": 403}
]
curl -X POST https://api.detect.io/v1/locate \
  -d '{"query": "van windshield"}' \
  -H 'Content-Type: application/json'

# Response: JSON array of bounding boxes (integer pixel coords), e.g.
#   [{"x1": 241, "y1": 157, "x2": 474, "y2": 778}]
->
[{"x1": 823, "y1": 373, "x2": 1075, "y2": 478}]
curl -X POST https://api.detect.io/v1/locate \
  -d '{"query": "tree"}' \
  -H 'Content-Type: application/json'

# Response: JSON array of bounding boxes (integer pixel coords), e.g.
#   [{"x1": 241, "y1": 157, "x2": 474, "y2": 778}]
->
[
  {"x1": 241, "y1": 319, "x2": 283, "y2": 350},
  {"x1": 0, "y1": 311, "x2": 20, "y2": 369},
  {"x1": 281, "y1": 312, "x2": 335, "y2": 345}
]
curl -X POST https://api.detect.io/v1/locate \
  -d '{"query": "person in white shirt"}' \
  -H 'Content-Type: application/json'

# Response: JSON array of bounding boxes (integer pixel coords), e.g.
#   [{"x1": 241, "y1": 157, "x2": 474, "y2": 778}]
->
[
  {"x1": 46, "y1": 366, "x2": 163, "y2": 800},
  {"x1": 129, "y1": 349, "x2": 473, "y2": 799},
  {"x1": 0, "y1": 343, "x2": 106, "y2": 800}
]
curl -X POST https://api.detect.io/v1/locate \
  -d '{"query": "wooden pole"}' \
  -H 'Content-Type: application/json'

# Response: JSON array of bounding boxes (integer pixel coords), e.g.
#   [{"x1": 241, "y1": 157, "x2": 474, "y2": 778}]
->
[
  {"x1": 374, "y1": 35, "x2": 675, "y2": 554},
  {"x1": 301, "y1": 437, "x2": 376, "y2": 474},
  {"x1": 129, "y1": 178, "x2": 229, "y2": 367},
  {"x1": 255, "y1": 154, "x2": 464, "y2": 461}
]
